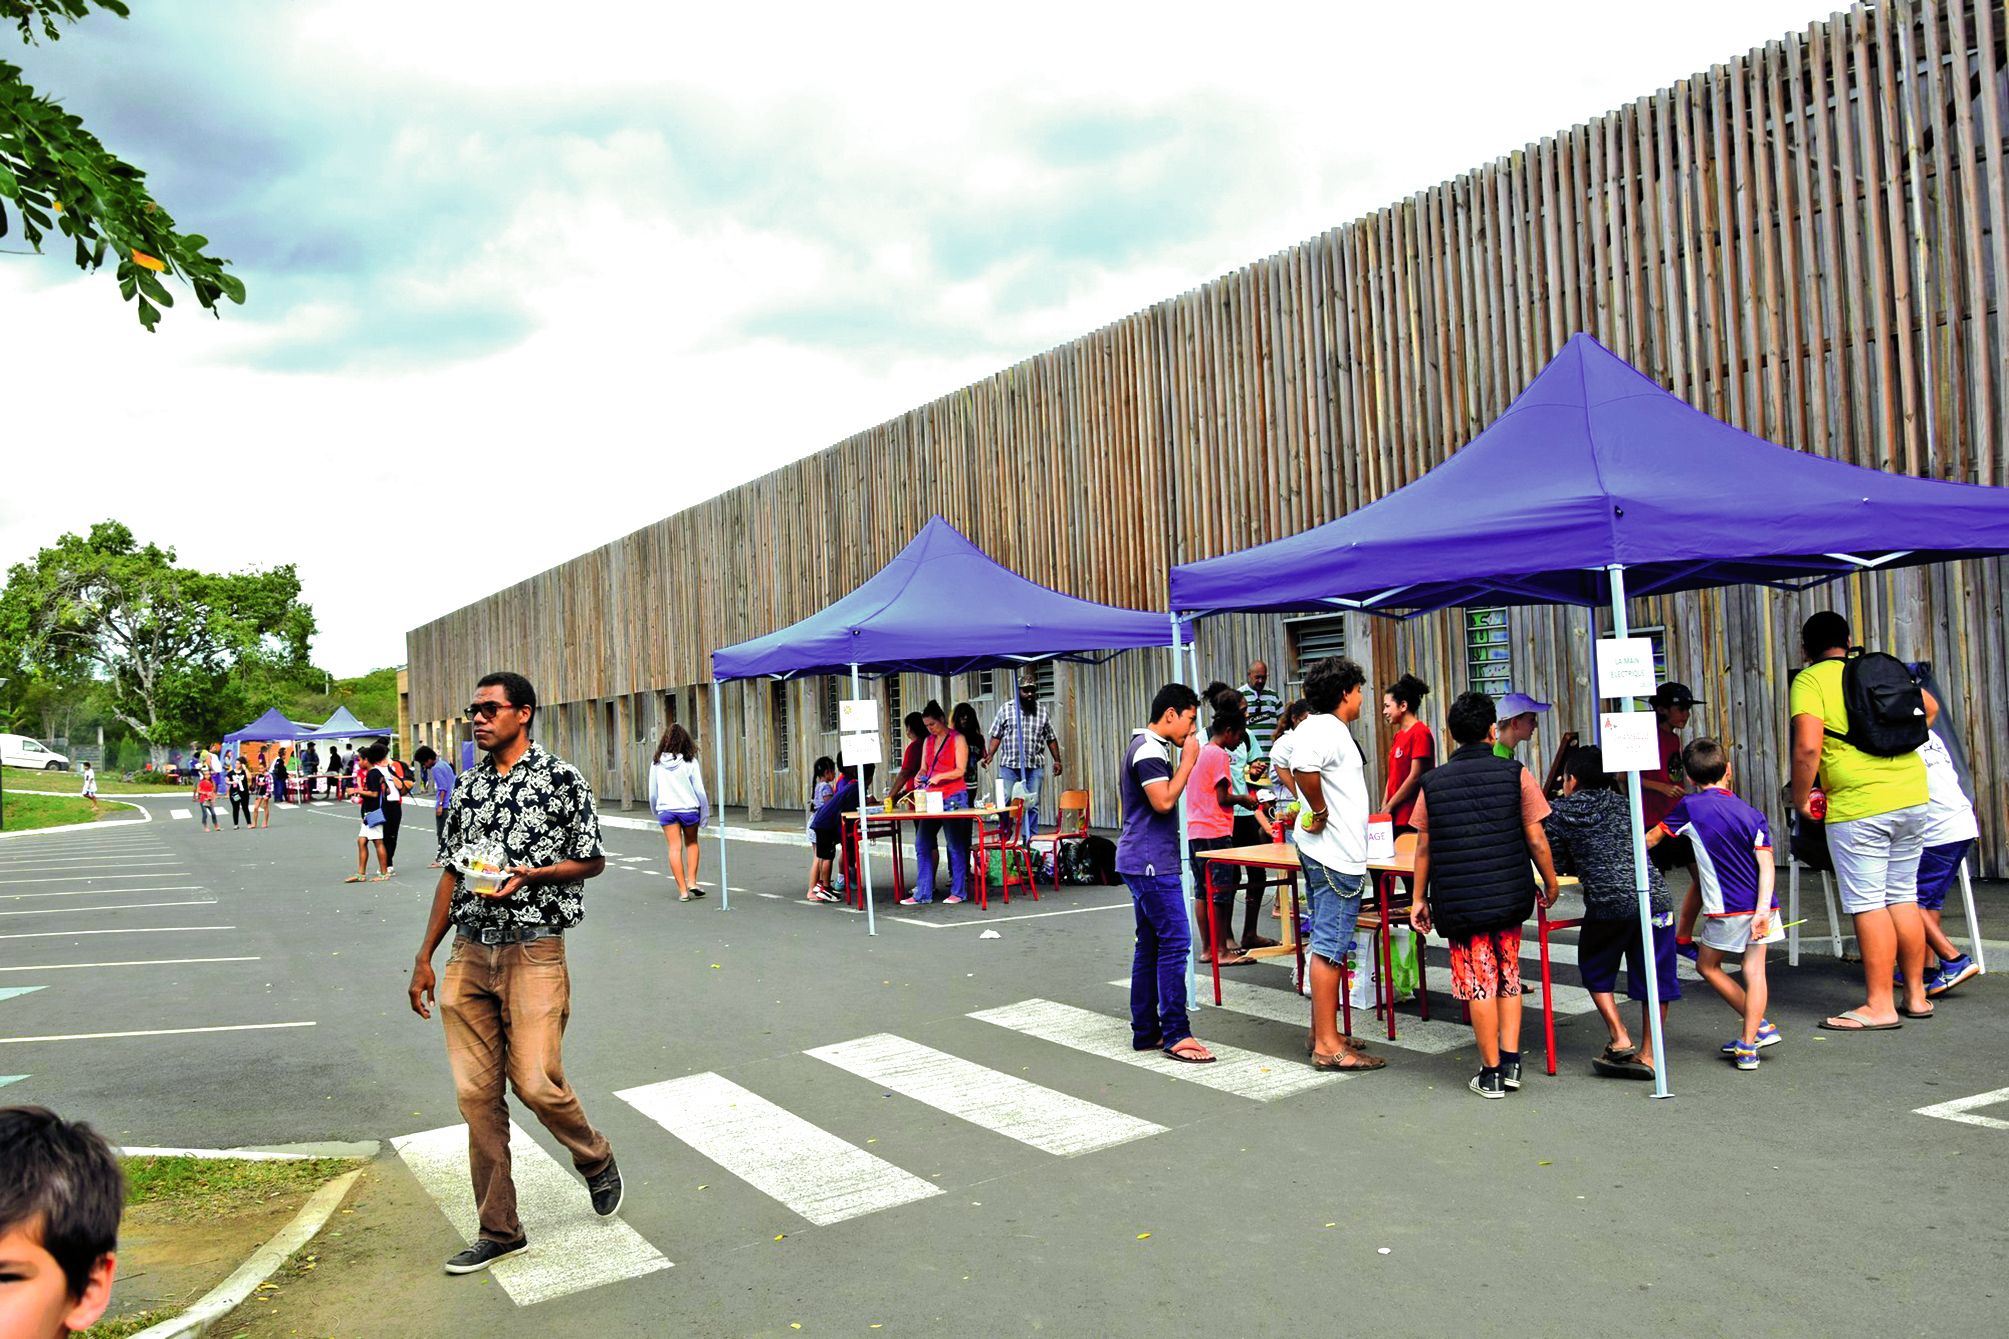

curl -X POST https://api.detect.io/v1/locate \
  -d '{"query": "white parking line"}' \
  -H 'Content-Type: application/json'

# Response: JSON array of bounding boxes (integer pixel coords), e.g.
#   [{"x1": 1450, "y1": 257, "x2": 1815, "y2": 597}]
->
[
  {"x1": 0, "y1": 887, "x2": 206, "y2": 900},
  {"x1": 1108, "y1": 976, "x2": 1474, "y2": 1055},
  {"x1": 0, "y1": 873, "x2": 194, "y2": 886},
  {"x1": 969, "y1": 998, "x2": 1340, "y2": 1101},
  {"x1": 616, "y1": 1073, "x2": 944, "y2": 1226},
  {"x1": 0, "y1": 957, "x2": 260, "y2": 973},
  {"x1": 807, "y1": 1033, "x2": 1166, "y2": 1157},
  {"x1": 393, "y1": 1121, "x2": 672, "y2": 1306},
  {"x1": 887, "y1": 900, "x2": 1132, "y2": 930},
  {"x1": 0, "y1": 1021, "x2": 315, "y2": 1044},
  {"x1": 0, "y1": 900, "x2": 219, "y2": 917},
  {"x1": 171, "y1": 809, "x2": 193, "y2": 820},
  {"x1": 1914, "y1": 1087, "x2": 2009, "y2": 1131},
  {"x1": 0, "y1": 926, "x2": 234, "y2": 941},
  {"x1": 0, "y1": 858, "x2": 182, "y2": 871}
]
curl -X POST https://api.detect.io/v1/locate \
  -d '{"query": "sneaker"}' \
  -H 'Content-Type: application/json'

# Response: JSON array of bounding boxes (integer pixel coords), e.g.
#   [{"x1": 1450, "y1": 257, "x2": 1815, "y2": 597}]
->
[
  {"x1": 1674, "y1": 939, "x2": 1698, "y2": 964},
  {"x1": 586, "y1": 1156, "x2": 624, "y2": 1217},
  {"x1": 1927, "y1": 956, "x2": 1980, "y2": 997},
  {"x1": 1469, "y1": 1069, "x2": 1505, "y2": 1100},
  {"x1": 1499, "y1": 1057, "x2": 1523, "y2": 1091},
  {"x1": 1731, "y1": 1039, "x2": 1759, "y2": 1071},
  {"x1": 897, "y1": 896, "x2": 929, "y2": 906},
  {"x1": 1720, "y1": 1021, "x2": 1782, "y2": 1053},
  {"x1": 444, "y1": 1237, "x2": 528, "y2": 1274},
  {"x1": 807, "y1": 886, "x2": 842, "y2": 903}
]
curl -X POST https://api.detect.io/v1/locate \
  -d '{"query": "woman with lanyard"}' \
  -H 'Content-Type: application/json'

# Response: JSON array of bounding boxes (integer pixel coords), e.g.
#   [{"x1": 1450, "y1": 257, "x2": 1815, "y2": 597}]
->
[{"x1": 899, "y1": 700, "x2": 973, "y2": 906}]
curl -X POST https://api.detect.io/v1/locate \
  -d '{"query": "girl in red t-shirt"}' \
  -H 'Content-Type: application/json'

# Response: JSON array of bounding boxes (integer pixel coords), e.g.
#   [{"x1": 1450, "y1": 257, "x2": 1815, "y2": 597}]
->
[{"x1": 1381, "y1": 673, "x2": 1435, "y2": 830}]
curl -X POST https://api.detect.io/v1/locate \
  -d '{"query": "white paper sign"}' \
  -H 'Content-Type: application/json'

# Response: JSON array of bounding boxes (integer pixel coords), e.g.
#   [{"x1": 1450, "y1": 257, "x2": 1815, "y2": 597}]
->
[
  {"x1": 1595, "y1": 638, "x2": 1660, "y2": 699},
  {"x1": 838, "y1": 698, "x2": 878, "y2": 733},
  {"x1": 1598, "y1": 711, "x2": 1661, "y2": 773},
  {"x1": 840, "y1": 731, "x2": 883, "y2": 767}
]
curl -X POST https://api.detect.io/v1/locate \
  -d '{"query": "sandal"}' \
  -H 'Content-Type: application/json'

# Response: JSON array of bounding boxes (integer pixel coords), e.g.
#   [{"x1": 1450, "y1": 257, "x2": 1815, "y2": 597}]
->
[
  {"x1": 1597, "y1": 1043, "x2": 1640, "y2": 1064},
  {"x1": 1311, "y1": 1050, "x2": 1386, "y2": 1072},
  {"x1": 343, "y1": 875, "x2": 365, "y2": 884},
  {"x1": 1162, "y1": 1038, "x2": 1216, "y2": 1064},
  {"x1": 678, "y1": 893, "x2": 691, "y2": 902}
]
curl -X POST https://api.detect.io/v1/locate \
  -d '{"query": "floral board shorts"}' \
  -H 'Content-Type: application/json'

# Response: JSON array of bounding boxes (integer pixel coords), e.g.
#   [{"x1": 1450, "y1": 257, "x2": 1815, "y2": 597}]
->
[{"x1": 1447, "y1": 926, "x2": 1523, "y2": 1001}]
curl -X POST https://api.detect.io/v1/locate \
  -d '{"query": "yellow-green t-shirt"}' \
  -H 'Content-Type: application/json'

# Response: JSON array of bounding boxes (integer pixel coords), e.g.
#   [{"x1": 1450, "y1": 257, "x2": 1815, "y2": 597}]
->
[{"x1": 1787, "y1": 658, "x2": 1926, "y2": 823}]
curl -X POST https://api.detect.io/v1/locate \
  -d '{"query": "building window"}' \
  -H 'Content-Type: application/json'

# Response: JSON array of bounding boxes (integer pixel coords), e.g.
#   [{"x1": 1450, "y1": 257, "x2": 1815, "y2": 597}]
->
[
  {"x1": 770, "y1": 682, "x2": 791, "y2": 772},
  {"x1": 663, "y1": 692, "x2": 678, "y2": 728},
  {"x1": 820, "y1": 677, "x2": 841, "y2": 733},
  {"x1": 1464, "y1": 607, "x2": 1514, "y2": 698},
  {"x1": 887, "y1": 674, "x2": 904, "y2": 730},
  {"x1": 1284, "y1": 616, "x2": 1347, "y2": 692}
]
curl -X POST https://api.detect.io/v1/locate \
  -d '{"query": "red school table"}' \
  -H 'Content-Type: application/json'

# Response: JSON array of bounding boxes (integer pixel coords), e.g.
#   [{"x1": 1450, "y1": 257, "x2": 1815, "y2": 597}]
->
[{"x1": 840, "y1": 805, "x2": 1019, "y2": 911}]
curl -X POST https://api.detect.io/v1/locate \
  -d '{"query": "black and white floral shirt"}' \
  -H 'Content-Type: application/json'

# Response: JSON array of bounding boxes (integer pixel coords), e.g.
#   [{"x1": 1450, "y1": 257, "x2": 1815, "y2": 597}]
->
[{"x1": 443, "y1": 742, "x2": 604, "y2": 933}]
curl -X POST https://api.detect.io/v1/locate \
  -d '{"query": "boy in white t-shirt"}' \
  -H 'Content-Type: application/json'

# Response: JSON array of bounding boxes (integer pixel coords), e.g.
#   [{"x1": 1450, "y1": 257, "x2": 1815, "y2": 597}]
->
[{"x1": 1911, "y1": 729, "x2": 1981, "y2": 997}]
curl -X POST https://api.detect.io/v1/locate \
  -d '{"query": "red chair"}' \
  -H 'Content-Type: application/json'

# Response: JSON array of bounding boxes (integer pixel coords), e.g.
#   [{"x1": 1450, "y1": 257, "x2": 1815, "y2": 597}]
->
[
  {"x1": 1352, "y1": 833, "x2": 1432, "y2": 1042},
  {"x1": 1025, "y1": 789, "x2": 1089, "y2": 897},
  {"x1": 978, "y1": 799, "x2": 1035, "y2": 908},
  {"x1": 1536, "y1": 887, "x2": 1584, "y2": 1076}
]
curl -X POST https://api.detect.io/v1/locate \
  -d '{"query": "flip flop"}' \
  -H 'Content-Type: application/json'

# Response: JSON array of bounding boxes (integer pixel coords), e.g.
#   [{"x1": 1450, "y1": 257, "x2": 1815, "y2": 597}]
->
[
  {"x1": 1592, "y1": 1055, "x2": 1655, "y2": 1079},
  {"x1": 1597, "y1": 1043, "x2": 1641, "y2": 1064},
  {"x1": 1819, "y1": 1009, "x2": 1903, "y2": 1031},
  {"x1": 1898, "y1": 1004, "x2": 1935, "y2": 1019},
  {"x1": 1162, "y1": 1039, "x2": 1216, "y2": 1064}
]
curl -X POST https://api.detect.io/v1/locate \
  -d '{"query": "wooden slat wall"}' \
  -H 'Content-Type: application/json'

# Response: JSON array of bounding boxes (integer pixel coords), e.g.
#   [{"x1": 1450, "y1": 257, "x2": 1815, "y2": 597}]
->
[{"x1": 408, "y1": 1, "x2": 2009, "y2": 866}]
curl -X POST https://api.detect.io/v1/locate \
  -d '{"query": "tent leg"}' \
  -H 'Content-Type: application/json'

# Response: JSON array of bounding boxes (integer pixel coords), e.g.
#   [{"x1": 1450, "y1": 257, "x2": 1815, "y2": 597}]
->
[
  {"x1": 1606, "y1": 568, "x2": 1671, "y2": 1099},
  {"x1": 852, "y1": 663, "x2": 877, "y2": 937},
  {"x1": 1171, "y1": 612, "x2": 1200, "y2": 1013},
  {"x1": 712, "y1": 683, "x2": 729, "y2": 913},
  {"x1": 1957, "y1": 861, "x2": 1985, "y2": 973}
]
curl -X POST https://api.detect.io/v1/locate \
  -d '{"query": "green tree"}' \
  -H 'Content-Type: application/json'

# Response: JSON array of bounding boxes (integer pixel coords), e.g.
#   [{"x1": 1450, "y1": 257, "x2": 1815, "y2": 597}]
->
[
  {"x1": 2, "y1": 0, "x2": 243, "y2": 329},
  {"x1": 0, "y1": 521, "x2": 316, "y2": 750}
]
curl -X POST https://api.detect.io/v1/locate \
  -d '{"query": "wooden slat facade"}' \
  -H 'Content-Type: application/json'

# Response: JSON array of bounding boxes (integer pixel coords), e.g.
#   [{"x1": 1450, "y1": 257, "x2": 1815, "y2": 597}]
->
[{"x1": 409, "y1": 1, "x2": 2009, "y2": 870}]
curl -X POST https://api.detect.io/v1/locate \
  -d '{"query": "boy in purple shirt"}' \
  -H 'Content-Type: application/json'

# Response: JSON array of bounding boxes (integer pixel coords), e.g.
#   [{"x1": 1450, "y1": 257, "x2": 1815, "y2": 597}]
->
[
  {"x1": 1118, "y1": 683, "x2": 1213, "y2": 1064},
  {"x1": 1647, "y1": 738, "x2": 1782, "y2": 1071}
]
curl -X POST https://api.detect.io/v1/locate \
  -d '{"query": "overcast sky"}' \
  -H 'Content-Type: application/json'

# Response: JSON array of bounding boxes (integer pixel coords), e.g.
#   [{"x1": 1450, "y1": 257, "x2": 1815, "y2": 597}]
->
[{"x1": 0, "y1": 0, "x2": 1827, "y2": 677}]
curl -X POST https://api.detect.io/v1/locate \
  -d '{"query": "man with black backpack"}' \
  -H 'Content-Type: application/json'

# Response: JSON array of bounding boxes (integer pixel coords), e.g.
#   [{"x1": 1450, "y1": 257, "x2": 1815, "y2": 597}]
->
[{"x1": 1789, "y1": 611, "x2": 1938, "y2": 1031}]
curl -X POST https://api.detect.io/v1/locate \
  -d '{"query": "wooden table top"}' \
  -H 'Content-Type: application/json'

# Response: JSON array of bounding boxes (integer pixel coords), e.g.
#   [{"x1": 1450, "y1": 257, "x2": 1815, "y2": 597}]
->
[
  {"x1": 1195, "y1": 843, "x2": 1414, "y2": 873},
  {"x1": 847, "y1": 805, "x2": 1009, "y2": 824}
]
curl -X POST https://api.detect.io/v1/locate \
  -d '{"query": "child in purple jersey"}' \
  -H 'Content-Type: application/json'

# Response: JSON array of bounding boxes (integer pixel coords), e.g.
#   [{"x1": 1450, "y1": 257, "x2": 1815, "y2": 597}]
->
[{"x1": 1647, "y1": 738, "x2": 1781, "y2": 1070}]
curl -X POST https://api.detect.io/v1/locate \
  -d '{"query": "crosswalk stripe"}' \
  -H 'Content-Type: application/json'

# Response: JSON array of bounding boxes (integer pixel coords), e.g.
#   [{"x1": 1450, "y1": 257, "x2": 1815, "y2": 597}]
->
[
  {"x1": 968, "y1": 998, "x2": 1339, "y2": 1100},
  {"x1": 1111, "y1": 978, "x2": 1473, "y2": 1056},
  {"x1": 1523, "y1": 935, "x2": 1734, "y2": 980},
  {"x1": 391, "y1": 1122, "x2": 671, "y2": 1306},
  {"x1": 616, "y1": 1073, "x2": 944, "y2": 1226},
  {"x1": 171, "y1": 809, "x2": 192, "y2": 820},
  {"x1": 805, "y1": 1033, "x2": 1166, "y2": 1157}
]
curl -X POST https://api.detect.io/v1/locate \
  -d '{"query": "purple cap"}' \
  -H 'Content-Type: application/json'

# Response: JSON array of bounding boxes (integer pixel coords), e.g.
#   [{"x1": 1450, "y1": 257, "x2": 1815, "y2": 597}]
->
[{"x1": 1496, "y1": 692, "x2": 1552, "y2": 719}]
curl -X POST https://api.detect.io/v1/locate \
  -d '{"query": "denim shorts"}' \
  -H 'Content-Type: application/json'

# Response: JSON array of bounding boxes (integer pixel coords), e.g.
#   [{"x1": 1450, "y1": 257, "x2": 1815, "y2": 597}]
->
[
  {"x1": 1915, "y1": 839, "x2": 1972, "y2": 911},
  {"x1": 1298, "y1": 849, "x2": 1364, "y2": 965}
]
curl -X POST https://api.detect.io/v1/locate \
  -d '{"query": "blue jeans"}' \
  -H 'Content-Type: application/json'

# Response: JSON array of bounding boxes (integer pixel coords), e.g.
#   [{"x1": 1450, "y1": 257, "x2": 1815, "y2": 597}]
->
[
  {"x1": 1124, "y1": 870, "x2": 1191, "y2": 1049},
  {"x1": 912, "y1": 791, "x2": 971, "y2": 902},
  {"x1": 998, "y1": 764, "x2": 1043, "y2": 841},
  {"x1": 1298, "y1": 849, "x2": 1365, "y2": 966}
]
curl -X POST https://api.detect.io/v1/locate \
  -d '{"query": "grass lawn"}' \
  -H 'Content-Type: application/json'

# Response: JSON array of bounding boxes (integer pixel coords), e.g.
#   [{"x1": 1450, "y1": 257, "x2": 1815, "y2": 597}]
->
[
  {"x1": 2, "y1": 765, "x2": 187, "y2": 793},
  {"x1": 0, "y1": 792, "x2": 138, "y2": 832},
  {"x1": 122, "y1": 1155, "x2": 360, "y2": 1217}
]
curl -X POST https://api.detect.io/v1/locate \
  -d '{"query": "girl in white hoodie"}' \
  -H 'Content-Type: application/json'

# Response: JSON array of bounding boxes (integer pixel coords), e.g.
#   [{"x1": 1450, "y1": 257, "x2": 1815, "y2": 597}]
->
[{"x1": 649, "y1": 725, "x2": 709, "y2": 900}]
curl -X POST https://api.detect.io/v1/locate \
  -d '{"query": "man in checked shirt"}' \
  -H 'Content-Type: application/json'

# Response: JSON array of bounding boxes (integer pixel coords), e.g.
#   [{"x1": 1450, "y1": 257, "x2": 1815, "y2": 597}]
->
[{"x1": 984, "y1": 670, "x2": 1065, "y2": 845}]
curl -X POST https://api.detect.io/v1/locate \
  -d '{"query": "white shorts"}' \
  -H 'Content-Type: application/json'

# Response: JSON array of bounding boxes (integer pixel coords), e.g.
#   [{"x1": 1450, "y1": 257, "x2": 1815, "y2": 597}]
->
[
  {"x1": 1699, "y1": 913, "x2": 1785, "y2": 955},
  {"x1": 359, "y1": 821, "x2": 386, "y2": 841},
  {"x1": 1828, "y1": 804, "x2": 1929, "y2": 915}
]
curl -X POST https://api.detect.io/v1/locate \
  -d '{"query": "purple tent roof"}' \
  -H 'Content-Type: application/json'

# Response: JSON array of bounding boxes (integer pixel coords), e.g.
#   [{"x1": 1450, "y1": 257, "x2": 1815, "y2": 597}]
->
[
  {"x1": 712, "y1": 516, "x2": 1188, "y2": 682},
  {"x1": 1170, "y1": 333, "x2": 2009, "y2": 616},
  {"x1": 223, "y1": 707, "x2": 311, "y2": 744}
]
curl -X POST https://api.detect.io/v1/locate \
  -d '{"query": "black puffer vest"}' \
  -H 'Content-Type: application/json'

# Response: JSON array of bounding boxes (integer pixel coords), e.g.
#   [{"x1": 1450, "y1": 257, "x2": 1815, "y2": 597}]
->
[{"x1": 1419, "y1": 743, "x2": 1536, "y2": 937}]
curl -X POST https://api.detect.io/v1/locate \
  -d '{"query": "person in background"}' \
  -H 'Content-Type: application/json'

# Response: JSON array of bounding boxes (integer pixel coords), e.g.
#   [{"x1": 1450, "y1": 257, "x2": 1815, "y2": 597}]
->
[
  {"x1": 951, "y1": 702, "x2": 986, "y2": 800},
  {"x1": 1290, "y1": 657, "x2": 1387, "y2": 1073},
  {"x1": 889, "y1": 713, "x2": 927, "y2": 806},
  {"x1": 983, "y1": 672, "x2": 1063, "y2": 845},
  {"x1": 1543, "y1": 746, "x2": 1675, "y2": 1079},
  {"x1": 194, "y1": 767, "x2": 220, "y2": 833},
  {"x1": 1221, "y1": 687, "x2": 1277, "y2": 952},
  {"x1": 1639, "y1": 682, "x2": 1706, "y2": 961},
  {"x1": 1647, "y1": 739, "x2": 1781, "y2": 1069},
  {"x1": 0, "y1": 1105, "x2": 124, "y2": 1339},
  {"x1": 1120, "y1": 682, "x2": 1215, "y2": 1064},
  {"x1": 1913, "y1": 727, "x2": 1982, "y2": 997},
  {"x1": 1239, "y1": 660, "x2": 1282, "y2": 763},
  {"x1": 347, "y1": 741, "x2": 394, "y2": 882},
  {"x1": 1492, "y1": 691, "x2": 1550, "y2": 762},
  {"x1": 302, "y1": 741, "x2": 321, "y2": 800},
  {"x1": 271, "y1": 751, "x2": 290, "y2": 810},
  {"x1": 414, "y1": 746, "x2": 455, "y2": 868},
  {"x1": 1265, "y1": 698, "x2": 1315, "y2": 804},
  {"x1": 324, "y1": 745, "x2": 343, "y2": 799},
  {"x1": 249, "y1": 762, "x2": 272, "y2": 827},
  {"x1": 806, "y1": 755, "x2": 871, "y2": 904},
  {"x1": 1789, "y1": 611, "x2": 1937, "y2": 1032},
  {"x1": 227, "y1": 757, "x2": 252, "y2": 830},
  {"x1": 1381, "y1": 674, "x2": 1434, "y2": 832},
  {"x1": 78, "y1": 761, "x2": 99, "y2": 816},
  {"x1": 1411, "y1": 691, "x2": 1559, "y2": 1098},
  {"x1": 899, "y1": 700, "x2": 971, "y2": 907},
  {"x1": 809, "y1": 755, "x2": 838, "y2": 815},
  {"x1": 1186, "y1": 701, "x2": 1258, "y2": 967},
  {"x1": 648, "y1": 724, "x2": 708, "y2": 901}
]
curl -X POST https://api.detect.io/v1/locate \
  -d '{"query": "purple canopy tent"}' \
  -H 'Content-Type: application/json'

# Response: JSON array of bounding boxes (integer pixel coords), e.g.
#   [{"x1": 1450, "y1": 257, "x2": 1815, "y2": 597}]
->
[
  {"x1": 711, "y1": 516, "x2": 1193, "y2": 932},
  {"x1": 1171, "y1": 332, "x2": 2009, "y2": 1095},
  {"x1": 223, "y1": 708, "x2": 312, "y2": 745}
]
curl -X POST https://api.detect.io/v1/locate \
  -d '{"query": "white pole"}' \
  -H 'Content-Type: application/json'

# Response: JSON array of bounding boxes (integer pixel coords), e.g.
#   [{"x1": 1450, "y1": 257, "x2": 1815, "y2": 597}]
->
[
  {"x1": 852, "y1": 663, "x2": 878, "y2": 937},
  {"x1": 1169, "y1": 612, "x2": 1201, "y2": 1011},
  {"x1": 1608, "y1": 565, "x2": 1670, "y2": 1098},
  {"x1": 712, "y1": 681, "x2": 730, "y2": 913},
  {"x1": 1957, "y1": 860, "x2": 1985, "y2": 973}
]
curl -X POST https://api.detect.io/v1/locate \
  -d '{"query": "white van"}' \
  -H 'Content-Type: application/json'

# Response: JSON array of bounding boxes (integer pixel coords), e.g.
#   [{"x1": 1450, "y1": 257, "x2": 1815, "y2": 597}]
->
[{"x1": 0, "y1": 734, "x2": 70, "y2": 770}]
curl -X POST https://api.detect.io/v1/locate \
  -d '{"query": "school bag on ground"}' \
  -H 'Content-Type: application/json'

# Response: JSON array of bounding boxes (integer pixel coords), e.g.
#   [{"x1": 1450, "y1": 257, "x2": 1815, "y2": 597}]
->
[{"x1": 1828, "y1": 651, "x2": 1929, "y2": 758}]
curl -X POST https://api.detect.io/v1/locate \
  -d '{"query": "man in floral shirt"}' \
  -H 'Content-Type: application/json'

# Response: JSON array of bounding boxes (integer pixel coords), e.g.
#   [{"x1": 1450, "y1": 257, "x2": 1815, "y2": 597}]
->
[{"x1": 407, "y1": 671, "x2": 622, "y2": 1275}]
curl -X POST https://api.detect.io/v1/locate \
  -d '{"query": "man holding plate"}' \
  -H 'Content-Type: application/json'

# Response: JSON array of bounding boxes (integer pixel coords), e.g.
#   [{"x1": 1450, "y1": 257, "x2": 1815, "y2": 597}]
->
[{"x1": 406, "y1": 671, "x2": 624, "y2": 1276}]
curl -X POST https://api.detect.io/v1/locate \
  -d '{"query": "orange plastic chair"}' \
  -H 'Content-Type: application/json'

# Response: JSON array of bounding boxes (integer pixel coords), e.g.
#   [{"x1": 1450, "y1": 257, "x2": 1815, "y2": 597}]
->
[{"x1": 1026, "y1": 789, "x2": 1090, "y2": 897}]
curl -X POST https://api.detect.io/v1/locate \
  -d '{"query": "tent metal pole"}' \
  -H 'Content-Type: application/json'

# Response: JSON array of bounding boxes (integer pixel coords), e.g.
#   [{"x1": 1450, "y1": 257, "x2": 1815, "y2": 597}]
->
[
  {"x1": 712, "y1": 681, "x2": 730, "y2": 913},
  {"x1": 852, "y1": 662, "x2": 878, "y2": 937},
  {"x1": 1607, "y1": 565, "x2": 1670, "y2": 1098},
  {"x1": 1169, "y1": 612, "x2": 1200, "y2": 1011}
]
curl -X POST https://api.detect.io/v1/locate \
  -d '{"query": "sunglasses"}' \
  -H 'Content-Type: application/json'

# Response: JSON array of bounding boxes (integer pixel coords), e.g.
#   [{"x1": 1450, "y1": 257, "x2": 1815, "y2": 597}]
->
[{"x1": 466, "y1": 701, "x2": 520, "y2": 720}]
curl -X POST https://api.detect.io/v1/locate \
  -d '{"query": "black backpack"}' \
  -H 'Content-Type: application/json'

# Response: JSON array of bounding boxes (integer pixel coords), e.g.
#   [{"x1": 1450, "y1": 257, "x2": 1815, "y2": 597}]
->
[{"x1": 1825, "y1": 650, "x2": 1928, "y2": 758}]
